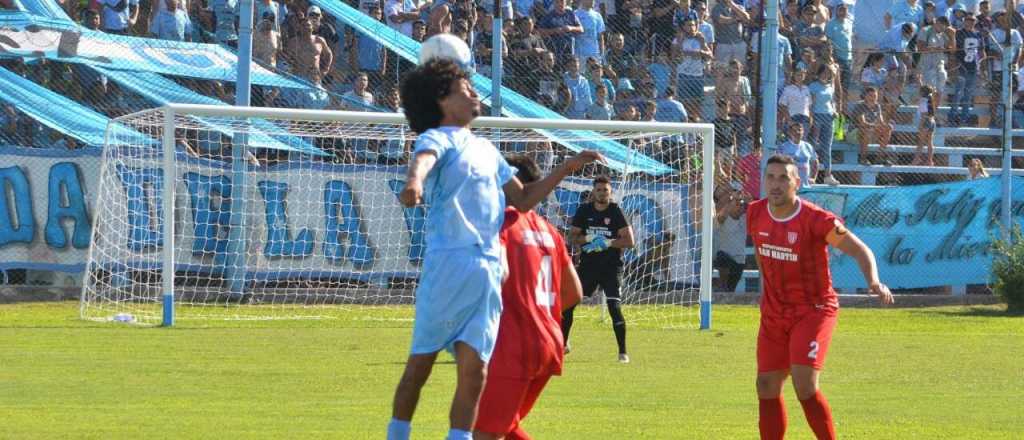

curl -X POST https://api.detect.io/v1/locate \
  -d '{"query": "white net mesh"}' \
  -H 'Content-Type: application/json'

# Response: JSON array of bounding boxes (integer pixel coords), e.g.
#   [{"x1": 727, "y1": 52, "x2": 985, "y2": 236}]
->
[{"x1": 81, "y1": 107, "x2": 712, "y2": 327}]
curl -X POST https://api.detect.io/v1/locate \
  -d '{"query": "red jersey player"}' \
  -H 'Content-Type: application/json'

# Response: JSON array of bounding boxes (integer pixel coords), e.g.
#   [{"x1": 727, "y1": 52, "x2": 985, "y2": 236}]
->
[
  {"x1": 748, "y1": 155, "x2": 894, "y2": 440},
  {"x1": 474, "y1": 155, "x2": 583, "y2": 440}
]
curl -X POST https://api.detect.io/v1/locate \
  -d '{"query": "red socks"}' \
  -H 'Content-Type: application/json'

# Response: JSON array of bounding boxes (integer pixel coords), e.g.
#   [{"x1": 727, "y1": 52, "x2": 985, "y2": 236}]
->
[
  {"x1": 799, "y1": 390, "x2": 836, "y2": 440},
  {"x1": 759, "y1": 397, "x2": 787, "y2": 440}
]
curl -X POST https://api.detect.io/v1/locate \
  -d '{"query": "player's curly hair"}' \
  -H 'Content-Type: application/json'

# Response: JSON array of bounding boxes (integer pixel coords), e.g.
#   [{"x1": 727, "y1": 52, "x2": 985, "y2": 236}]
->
[
  {"x1": 504, "y1": 154, "x2": 541, "y2": 184},
  {"x1": 400, "y1": 59, "x2": 469, "y2": 134}
]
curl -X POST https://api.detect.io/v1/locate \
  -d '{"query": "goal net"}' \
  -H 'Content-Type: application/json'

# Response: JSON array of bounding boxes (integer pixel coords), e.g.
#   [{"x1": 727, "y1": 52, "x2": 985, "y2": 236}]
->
[{"x1": 81, "y1": 105, "x2": 714, "y2": 328}]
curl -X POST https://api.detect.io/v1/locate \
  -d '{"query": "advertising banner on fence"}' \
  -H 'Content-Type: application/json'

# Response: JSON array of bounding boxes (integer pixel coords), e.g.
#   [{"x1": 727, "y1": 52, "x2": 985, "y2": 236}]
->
[
  {"x1": 0, "y1": 147, "x2": 696, "y2": 285},
  {"x1": 6, "y1": 146, "x2": 1021, "y2": 289},
  {"x1": 802, "y1": 177, "x2": 1024, "y2": 289}
]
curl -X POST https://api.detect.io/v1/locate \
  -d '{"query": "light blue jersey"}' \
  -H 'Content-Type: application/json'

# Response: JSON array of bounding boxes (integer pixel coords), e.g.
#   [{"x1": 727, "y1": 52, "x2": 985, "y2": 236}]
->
[
  {"x1": 415, "y1": 127, "x2": 515, "y2": 258},
  {"x1": 409, "y1": 127, "x2": 516, "y2": 361}
]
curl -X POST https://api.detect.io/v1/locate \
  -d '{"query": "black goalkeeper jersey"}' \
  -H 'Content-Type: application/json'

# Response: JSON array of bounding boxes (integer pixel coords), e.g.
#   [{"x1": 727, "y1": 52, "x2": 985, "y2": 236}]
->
[{"x1": 572, "y1": 202, "x2": 629, "y2": 269}]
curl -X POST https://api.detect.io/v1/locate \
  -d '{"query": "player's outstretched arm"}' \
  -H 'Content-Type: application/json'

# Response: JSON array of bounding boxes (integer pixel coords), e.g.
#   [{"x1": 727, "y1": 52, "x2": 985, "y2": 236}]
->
[
  {"x1": 400, "y1": 151, "x2": 438, "y2": 207},
  {"x1": 560, "y1": 262, "x2": 583, "y2": 311},
  {"x1": 503, "y1": 150, "x2": 605, "y2": 212},
  {"x1": 827, "y1": 226, "x2": 895, "y2": 305}
]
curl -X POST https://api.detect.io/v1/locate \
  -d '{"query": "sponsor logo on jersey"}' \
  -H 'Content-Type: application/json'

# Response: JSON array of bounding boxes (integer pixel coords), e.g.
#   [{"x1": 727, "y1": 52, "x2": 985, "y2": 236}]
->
[
  {"x1": 758, "y1": 243, "x2": 798, "y2": 262},
  {"x1": 604, "y1": 217, "x2": 611, "y2": 225},
  {"x1": 522, "y1": 230, "x2": 555, "y2": 249},
  {"x1": 759, "y1": 232, "x2": 769, "y2": 237}
]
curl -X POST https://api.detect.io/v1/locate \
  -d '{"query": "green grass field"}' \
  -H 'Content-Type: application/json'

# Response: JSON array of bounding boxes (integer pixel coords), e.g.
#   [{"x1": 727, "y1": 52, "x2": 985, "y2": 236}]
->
[{"x1": 1, "y1": 302, "x2": 1022, "y2": 439}]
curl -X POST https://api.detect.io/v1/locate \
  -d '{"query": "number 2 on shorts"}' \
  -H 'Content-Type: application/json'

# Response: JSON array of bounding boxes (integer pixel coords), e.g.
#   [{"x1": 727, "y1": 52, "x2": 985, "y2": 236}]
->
[{"x1": 808, "y1": 340, "x2": 819, "y2": 360}]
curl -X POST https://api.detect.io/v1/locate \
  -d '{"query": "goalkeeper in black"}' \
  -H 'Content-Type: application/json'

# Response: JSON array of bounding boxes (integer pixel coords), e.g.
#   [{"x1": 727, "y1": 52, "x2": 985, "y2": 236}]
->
[{"x1": 562, "y1": 176, "x2": 635, "y2": 363}]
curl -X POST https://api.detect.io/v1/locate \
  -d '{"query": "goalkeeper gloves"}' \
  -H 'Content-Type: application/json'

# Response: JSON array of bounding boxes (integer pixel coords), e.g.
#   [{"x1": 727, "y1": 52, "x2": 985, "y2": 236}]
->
[{"x1": 582, "y1": 236, "x2": 610, "y2": 253}]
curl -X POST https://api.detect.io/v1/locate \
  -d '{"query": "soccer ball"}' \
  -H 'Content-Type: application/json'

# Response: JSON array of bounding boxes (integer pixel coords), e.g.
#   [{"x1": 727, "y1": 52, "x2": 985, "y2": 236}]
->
[{"x1": 418, "y1": 33, "x2": 474, "y2": 73}]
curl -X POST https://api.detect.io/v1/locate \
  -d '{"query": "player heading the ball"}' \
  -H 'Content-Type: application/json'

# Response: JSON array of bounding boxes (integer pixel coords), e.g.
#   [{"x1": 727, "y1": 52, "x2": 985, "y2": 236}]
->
[
  {"x1": 748, "y1": 154, "x2": 894, "y2": 440},
  {"x1": 386, "y1": 58, "x2": 603, "y2": 440}
]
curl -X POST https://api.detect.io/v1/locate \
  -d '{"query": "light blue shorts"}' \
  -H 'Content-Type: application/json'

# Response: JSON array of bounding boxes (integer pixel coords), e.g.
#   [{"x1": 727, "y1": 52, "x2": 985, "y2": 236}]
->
[{"x1": 409, "y1": 249, "x2": 503, "y2": 362}]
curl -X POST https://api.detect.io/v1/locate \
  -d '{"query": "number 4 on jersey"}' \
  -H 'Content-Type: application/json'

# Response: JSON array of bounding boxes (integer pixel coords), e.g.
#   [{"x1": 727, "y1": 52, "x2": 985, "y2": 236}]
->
[{"x1": 535, "y1": 256, "x2": 554, "y2": 317}]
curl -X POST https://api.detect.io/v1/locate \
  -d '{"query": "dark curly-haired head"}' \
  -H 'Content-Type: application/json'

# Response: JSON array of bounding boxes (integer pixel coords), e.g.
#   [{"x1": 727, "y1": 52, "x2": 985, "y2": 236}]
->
[
  {"x1": 400, "y1": 59, "x2": 470, "y2": 134},
  {"x1": 504, "y1": 154, "x2": 541, "y2": 184}
]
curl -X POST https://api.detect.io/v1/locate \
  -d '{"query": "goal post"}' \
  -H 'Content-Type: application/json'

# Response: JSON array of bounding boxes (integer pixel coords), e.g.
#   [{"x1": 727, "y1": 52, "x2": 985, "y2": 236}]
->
[{"x1": 82, "y1": 104, "x2": 715, "y2": 328}]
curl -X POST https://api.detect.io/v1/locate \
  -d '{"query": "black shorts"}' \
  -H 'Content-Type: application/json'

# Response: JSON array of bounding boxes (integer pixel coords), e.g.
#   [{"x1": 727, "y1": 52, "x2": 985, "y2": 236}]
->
[{"x1": 578, "y1": 265, "x2": 621, "y2": 300}]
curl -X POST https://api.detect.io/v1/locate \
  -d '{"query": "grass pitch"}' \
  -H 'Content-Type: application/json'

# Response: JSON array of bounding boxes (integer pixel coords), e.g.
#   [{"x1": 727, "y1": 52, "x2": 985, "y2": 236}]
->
[{"x1": 1, "y1": 302, "x2": 1021, "y2": 439}]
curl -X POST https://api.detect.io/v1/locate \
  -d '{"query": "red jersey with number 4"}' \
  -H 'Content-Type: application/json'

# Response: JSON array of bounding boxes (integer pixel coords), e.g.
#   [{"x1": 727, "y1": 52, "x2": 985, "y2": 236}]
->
[
  {"x1": 490, "y1": 208, "x2": 571, "y2": 379},
  {"x1": 747, "y1": 198, "x2": 842, "y2": 317}
]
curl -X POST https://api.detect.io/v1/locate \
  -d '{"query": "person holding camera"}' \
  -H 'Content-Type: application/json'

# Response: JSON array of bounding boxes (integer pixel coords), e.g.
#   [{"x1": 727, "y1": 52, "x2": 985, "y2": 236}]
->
[{"x1": 713, "y1": 183, "x2": 749, "y2": 292}]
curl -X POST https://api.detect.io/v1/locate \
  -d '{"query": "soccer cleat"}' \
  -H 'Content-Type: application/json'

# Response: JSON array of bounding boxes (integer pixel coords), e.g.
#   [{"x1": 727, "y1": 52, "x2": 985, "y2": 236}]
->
[{"x1": 618, "y1": 353, "x2": 630, "y2": 363}]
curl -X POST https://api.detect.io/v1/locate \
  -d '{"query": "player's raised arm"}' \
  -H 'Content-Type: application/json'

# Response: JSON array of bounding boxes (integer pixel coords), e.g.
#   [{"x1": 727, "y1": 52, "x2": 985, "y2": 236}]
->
[
  {"x1": 399, "y1": 150, "x2": 438, "y2": 207},
  {"x1": 826, "y1": 225, "x2": 895, "y2": 305},
  {"x1": 503, "y1": 150, "x2": 605, "y2": 212}
]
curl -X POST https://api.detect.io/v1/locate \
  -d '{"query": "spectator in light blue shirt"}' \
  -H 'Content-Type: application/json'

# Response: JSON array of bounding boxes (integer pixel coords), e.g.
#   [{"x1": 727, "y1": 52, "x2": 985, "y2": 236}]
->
[
  {"x1": 693, "y1": 1, "x2": 715, "y2": 47},
  {"x1": 100, "y1": 0, "x2": 139, "y2": 34},
  {"x1": 936, "y1": 0, "x2": 964, "y2": 19},
  {"x1": 773, "y1": 121, "x2": 818, "y2": 188},
  {"x1": 586, "y1": 61, "x2": 615, "y2": 102},
  {"x1": 655, "y1": 86, "x2": 688, "y2": 122},
  {"x1": 150, "y1": 0, "x2": 192, "y2": 41},
  {"x1": 648, "y1": 52, "x2": 673, "y2": 99},
  {"x1": 825, "y1": 2, "x2": 854, "y2": 92},
  {"x1": 573, "y1": 0, "x2": 605, "y2": 63},
  {"x1": 878, "y1": 22, "x2": 916, "y2": 84},
  {"x1": 358, "y1": 5, "x2": 388, "y2": 80},
  {"x1": 211, "y1": 0, "x2": 239, "y2": 45},
  {"x1": 585, "y1": 83, "x2": 614, "y2": 120},
  {"x1": 808, "y1": 65, "x2": 839, "y2": 185},
  {"x1": 513, "y1": 0, "x2": 535, "y2": 18},
  {"x1": 886, "y1": 0, "x2": 924, "y2": 29},
  {"x1": 563, "y1": 57, "x2": 593, "y2": 119}
]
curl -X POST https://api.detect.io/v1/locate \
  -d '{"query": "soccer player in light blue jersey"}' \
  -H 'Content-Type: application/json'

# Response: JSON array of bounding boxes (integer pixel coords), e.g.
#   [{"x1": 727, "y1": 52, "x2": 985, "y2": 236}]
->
[{"x1": 387, "y1": 59, "x2": 603, "y2": 440}]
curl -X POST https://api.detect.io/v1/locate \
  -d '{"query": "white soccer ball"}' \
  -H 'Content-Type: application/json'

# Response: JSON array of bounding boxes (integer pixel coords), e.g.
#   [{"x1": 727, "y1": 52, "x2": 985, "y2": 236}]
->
[{"x1": 418, "y1": 33, "x2": 474, "y2": 72}]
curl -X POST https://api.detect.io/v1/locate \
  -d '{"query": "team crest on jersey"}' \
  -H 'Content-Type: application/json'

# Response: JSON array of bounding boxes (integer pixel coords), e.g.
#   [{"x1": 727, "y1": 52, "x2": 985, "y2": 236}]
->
[
  {"x1": 787, "y1": 232, "x2": 798, "y2": 244},
  {"x1": 604, "y1": 218, "x2": 611, "y2": 225}
]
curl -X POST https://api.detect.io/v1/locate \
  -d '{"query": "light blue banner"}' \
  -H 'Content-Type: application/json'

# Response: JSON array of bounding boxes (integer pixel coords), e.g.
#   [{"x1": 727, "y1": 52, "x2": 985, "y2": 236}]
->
[
  {"x1": 0, "y1": 66, "x2": 152, "y2": 147},
  {"x1": 802, "y1": 177, "x2": 1024, "y2": 289},
  {"x1": 0, "y1": 12, "x2": 307, "y2": 89}
]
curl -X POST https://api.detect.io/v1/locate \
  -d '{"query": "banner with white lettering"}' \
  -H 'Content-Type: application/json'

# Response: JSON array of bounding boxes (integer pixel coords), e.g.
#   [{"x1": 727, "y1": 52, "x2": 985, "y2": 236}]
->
[
  {"x1": 802, "y1": 177, "x2": 1024, "y2": 289},
  {"x1": 0, "y1": 147, "x2": 697, "y2": 285}
]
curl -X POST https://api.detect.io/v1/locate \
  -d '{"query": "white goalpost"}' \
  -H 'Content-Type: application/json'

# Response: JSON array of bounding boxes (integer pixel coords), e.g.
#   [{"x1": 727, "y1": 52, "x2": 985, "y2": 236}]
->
[{"x1": 81, "y1": 104, "x2": 715, "y2": 328}]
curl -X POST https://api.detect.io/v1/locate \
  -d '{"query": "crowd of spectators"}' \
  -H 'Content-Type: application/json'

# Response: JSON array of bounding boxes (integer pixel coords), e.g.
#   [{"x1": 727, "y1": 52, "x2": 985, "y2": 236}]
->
[{"x1": 4, "y1": 0, "x2": 1024, "y2": 183}]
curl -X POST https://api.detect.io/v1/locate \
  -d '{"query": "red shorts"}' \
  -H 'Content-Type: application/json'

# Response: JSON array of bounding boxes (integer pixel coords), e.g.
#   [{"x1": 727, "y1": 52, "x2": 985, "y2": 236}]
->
[
  {"x1": 474, "y1": 374, "x2": 552, "y2": 438},
  {"x1": 757, "y1": 307, "x2": 838, "y2": 373}
]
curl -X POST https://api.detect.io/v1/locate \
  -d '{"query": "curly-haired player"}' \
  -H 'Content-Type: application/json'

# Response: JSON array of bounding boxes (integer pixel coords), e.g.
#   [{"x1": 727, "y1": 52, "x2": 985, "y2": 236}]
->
[{"x1": 387, "y1": 59, "x2": 602, "y2": 440}]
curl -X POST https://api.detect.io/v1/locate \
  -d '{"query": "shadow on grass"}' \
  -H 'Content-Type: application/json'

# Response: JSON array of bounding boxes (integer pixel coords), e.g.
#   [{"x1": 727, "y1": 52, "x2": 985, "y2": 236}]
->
[{"x1": 912, "y1": 306, "x2": 1024, "y2": 318}]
